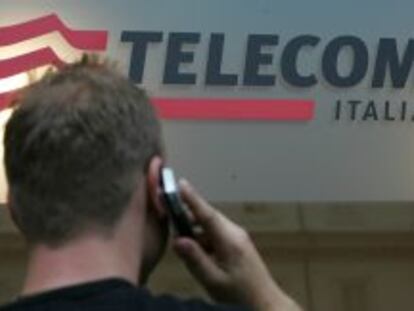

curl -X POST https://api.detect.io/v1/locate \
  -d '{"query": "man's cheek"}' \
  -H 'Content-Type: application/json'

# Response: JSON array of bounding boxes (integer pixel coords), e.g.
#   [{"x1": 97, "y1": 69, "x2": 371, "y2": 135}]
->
[{"x1": 139, "y1": 215, "x2": 170, "y2": 284}]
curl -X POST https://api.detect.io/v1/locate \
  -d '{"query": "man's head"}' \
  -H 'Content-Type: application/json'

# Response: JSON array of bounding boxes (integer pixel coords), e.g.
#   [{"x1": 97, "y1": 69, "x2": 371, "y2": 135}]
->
[{"x1": 4, "y1": 56, "x2": 168, "y2": 267}]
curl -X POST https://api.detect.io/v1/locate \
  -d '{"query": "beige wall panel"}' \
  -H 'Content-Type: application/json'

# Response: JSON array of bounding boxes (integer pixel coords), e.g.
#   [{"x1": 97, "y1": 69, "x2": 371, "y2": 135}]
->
[{"x1": 310, "y1": 260, "x2": 414, "y2": 311}]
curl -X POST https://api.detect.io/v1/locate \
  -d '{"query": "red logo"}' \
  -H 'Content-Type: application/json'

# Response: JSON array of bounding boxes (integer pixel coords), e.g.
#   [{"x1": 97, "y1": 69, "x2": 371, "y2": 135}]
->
[
  {"x1": 0, "y1": 14, "x2": 314, "y2": 121},
  {"x1": 0, "y1": 14, "x2": 108, "y2": 110}
]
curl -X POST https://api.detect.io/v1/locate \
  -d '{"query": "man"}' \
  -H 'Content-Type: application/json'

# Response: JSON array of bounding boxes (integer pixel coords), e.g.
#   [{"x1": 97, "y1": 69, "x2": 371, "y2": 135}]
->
[{"x1": 0, "y1": 56, "x2": 301, "y2": 311}]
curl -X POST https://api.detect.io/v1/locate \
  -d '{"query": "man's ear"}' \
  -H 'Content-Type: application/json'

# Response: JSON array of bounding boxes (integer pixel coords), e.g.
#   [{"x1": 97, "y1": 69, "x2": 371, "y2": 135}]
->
[{"x1": 146, "y1": 156, "x2": 167, "y2": 217}]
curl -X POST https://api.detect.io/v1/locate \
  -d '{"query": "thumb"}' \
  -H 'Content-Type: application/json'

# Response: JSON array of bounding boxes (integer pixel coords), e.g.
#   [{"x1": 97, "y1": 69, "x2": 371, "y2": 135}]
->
[{"x1": 173, "y1": 238, "x2": 225, "y2": 287}]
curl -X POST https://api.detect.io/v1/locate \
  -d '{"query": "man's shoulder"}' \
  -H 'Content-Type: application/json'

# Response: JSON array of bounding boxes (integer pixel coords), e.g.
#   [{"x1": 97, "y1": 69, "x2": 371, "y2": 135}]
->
[
  {"x1": 149, "y1": 293, "x2": 251, "y2": 311},
  {"x1": 0, "y1": 279, "x2": 250, "y2": 311}
]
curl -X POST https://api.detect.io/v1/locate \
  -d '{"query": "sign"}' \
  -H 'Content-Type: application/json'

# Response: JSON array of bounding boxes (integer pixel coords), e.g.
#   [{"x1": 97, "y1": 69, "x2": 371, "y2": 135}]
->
[{"x1": 0, "y1": 0, "x2": 413, "y2": 202}]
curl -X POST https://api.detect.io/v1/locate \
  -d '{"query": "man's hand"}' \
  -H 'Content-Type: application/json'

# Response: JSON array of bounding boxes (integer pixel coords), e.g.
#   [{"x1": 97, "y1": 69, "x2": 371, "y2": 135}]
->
[{"x1": 173, "y1": 180, "x2": 302, "y2": 311}]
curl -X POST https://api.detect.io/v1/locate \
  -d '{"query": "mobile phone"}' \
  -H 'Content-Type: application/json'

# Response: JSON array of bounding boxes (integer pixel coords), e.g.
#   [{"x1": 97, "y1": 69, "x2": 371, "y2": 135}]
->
[{"x1": 160, "y1": 167, "x2": 195, "y2": 238}]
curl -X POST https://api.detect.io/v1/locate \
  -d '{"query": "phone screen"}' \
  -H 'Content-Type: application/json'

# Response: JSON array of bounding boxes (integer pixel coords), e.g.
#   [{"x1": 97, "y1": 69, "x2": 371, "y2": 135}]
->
[{"x1": 160, "y1": 168, "x2": 195, "y2": 238}]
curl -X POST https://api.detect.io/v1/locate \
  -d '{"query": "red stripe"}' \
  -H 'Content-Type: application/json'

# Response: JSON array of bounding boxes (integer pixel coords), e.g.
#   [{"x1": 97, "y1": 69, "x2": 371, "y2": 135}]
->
[
  {"x1": 0, "y1": 91, "x2": 18, "y2": 110},
  {"x1": 0, "y1": 47, "x2": 67, "y2": 79},
  {"x1": 0, "y1": 95, "x2": 315, "y2": 121},
  {"x1": 0, "y1": 14, "x2": 108, "y2": 50},
  {"x1": 152, "y1": 98, "x2": 315, "y2": 121}
]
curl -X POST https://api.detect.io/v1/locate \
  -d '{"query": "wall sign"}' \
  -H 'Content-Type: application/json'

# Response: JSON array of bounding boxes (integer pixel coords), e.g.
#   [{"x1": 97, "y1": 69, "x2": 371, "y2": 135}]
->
[{"x1": 0, "y1": 0, "x2": 413, "y2": 202}]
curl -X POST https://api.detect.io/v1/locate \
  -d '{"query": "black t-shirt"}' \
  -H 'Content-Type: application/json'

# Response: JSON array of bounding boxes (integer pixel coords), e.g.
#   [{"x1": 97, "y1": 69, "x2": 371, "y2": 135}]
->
[{"x1": 0, "y1": 279, "x2": 250, "y2": 311}]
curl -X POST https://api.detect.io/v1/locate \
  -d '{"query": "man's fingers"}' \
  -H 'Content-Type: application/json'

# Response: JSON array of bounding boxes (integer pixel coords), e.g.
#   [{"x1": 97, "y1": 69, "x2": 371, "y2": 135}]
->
[
  {"x1": 179, "y1": 179, "x2": 223, "y2": 232},
  {"x1": 178, "y1": 179, "x2": 246, "y2": 255},
  {"x1": 173, "y1": 237, "x2": 225, "y2": 286}
]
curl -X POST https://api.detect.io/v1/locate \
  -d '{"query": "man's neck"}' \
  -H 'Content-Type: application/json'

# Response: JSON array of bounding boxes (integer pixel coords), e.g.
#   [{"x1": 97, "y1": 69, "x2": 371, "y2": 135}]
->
[{"x1": 22, "y1": 234, "x2": 142, "y2": 297}]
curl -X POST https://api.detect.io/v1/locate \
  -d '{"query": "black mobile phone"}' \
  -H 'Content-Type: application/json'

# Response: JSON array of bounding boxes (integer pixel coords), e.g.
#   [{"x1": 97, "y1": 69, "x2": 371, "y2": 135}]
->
[{"x1": 160, "y1": 167, "x2": 195, "y2": 238}]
